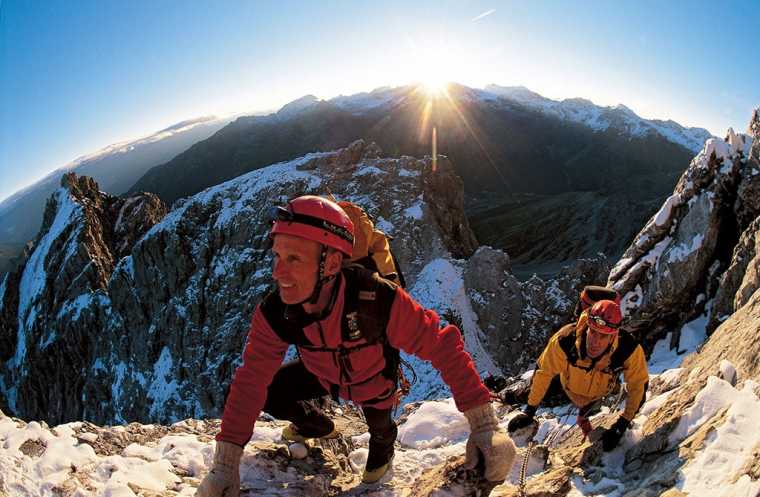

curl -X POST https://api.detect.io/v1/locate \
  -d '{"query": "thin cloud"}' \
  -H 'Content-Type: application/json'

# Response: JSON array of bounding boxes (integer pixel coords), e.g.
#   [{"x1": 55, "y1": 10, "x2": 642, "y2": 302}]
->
[{"x1": 471, "y1": 9, "x2": 495, "y2": 22}]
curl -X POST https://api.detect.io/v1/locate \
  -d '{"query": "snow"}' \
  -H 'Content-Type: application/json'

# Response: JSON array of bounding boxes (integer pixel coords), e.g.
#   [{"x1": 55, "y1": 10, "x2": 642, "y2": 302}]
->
[
  {"x1": 718, "y1": 359, "x2": 737, "y2": 385},
  {"x1": 0, "y1": 397, "x2": 528, "y2": 496},
  {"x1": 666, "y1": 233, "x2": 705, "y2": 263},
  {"x1": 408, "y1": 258, "x2": 501, "y2": 379},
  {"x1": 55, "y1": 292, "x2": 107, "y2": 323},
  {"x1": 699, "y1": 138, "x2": 733, "y2": 168},
  {"x1": 374, "y1": 217, "x2": 394, "y2": 235},
  {"x1": 147, "y1": 347, "x2": 180, "y2": 418},
  {"x1": 647, "y1": 313, "x2": 708, "y2": 374},
  {"x1": 483, "y1": 85, "x2": 712, "y2": 152},
  {"x1": 354, "y1": 164, "x2": 387, "y2": 177},
  {"x1": 612, "y1": 236, "x2": 672, "y2": 294},
  {"x1": 397, "y1": 398, "x2": 468, "y2": 449},
  {"x1": 669, "y1": 375, "x2": 736, "y2": 444},
  {"x1": 141, "y1": 154, "x2": 324, "y2": 242},
  {"x1": 397, "y1": 168, "x2": 419, "y2": 178},
  {"x1": 14, "y1": 189, "x2": 83, "y2": 370},
  {"x1": 678, "y1": 380, "x2": 760, "y2": 497},
  {"x1": 653, "y1": 193, "x2": 681, "y2": 227},
  {"x1": 402, "y1": 199, "x2": 424, "y2": 220},
  {"x1": 330, "y1": 86, "x2": 408, "y2": 114},
  {"x1": 276, "y1": 95, "x2": 319, "y2": 119},
  {"x1": 639, "y1": 389, "x2": 676, "y2": 416}
]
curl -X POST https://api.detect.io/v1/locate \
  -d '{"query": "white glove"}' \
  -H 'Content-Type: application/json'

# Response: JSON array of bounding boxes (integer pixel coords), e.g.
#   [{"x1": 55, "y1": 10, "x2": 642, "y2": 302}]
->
[
  {"x1": 463, "y1": 403, "x2": 517, "y2": 482},
  {"x1": 195, "y1": 441, "x2": 243, "y2": 497}
]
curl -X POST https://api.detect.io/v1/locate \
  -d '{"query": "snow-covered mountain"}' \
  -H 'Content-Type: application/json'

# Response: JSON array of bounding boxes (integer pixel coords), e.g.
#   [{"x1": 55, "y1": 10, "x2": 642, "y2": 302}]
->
[
  {"x1": 128, "y1": 83, "x2": 705, "y2": 269},
  {"x1": 321, "y1": 83, "x2": 713, "y2": 154},
  {"x1": 484, "y1": 84, "x2": 713, "y2": 153},
  {"x1": 0, "y1": 115, "x2": 231, "y2": 251}
]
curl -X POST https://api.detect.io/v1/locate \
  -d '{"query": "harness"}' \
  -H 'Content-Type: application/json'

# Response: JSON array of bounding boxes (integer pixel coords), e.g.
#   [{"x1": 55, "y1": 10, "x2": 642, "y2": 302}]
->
[{"x1": 260, "y1": 265, "x2": 401, "y2": 404}]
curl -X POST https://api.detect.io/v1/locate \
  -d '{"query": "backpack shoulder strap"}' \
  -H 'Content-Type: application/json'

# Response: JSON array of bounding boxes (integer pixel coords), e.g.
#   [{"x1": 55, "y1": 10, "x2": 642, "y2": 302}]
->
[
  {"x1": 610, "y1": 330, "x2": 639, "y2": 372},
  {"x1": 259, "y1": 289, "x2": 311, "y2": 346},
  {"x1": 556, "y1": 323, "x2": 580, "y2": 365},
  {"x1": 341, "y1": 265, "x2": 398, "y2": 344}
]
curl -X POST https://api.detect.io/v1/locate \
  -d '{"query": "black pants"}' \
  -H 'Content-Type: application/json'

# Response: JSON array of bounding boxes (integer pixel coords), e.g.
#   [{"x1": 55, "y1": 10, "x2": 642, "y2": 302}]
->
[{"x1": 263, "y1": 360, "x2": 397, "y2": 470}]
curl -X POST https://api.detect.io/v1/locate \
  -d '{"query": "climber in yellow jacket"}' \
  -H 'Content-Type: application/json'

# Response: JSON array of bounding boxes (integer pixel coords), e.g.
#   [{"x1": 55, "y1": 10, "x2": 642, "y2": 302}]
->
[{"x1": 508, "y1": 299, "x2": 649, "y2": 451}]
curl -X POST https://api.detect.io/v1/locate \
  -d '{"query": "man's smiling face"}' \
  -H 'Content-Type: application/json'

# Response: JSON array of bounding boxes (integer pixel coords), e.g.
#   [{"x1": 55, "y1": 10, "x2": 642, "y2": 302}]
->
[{"x1": 271, "y1": 233, "x2": 321, "y2": 305}]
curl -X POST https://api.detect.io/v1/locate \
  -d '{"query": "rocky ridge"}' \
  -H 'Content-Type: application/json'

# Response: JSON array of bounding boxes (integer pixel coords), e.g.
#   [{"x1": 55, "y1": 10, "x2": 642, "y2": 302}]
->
[{"x1": 608, "y1": 112, "x2": 759, "y2": 347}]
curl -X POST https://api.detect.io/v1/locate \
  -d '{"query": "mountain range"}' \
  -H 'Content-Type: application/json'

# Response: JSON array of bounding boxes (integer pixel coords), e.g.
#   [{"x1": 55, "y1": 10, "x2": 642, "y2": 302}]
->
[
  {"x1": 0, "y1": 116, "x2": 231, "y2": 273},
  {"x1": 1, "y1": 84, "x2": 714, "y2": 278},
  {"x1": 127, "y1": 83, "x2": 712, "y2": 267}
]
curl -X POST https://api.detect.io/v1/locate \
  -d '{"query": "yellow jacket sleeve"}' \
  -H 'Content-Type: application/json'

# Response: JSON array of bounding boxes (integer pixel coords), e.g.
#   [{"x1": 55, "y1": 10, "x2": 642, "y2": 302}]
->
[
  {"x1": 527, "y1": 331, "x2": 569, "y2": 408},
  {"x1": 621, "y1": 345, "x2": 649, "y2": 421}
]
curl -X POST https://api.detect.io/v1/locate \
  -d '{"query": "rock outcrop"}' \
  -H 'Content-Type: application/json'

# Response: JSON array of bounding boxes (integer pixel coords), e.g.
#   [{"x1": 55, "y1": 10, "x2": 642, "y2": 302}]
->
[
  {"x1": 608, "y1": 110, "x2": 758, "y2": 346},
  {"x1": 0, "y1": 174, "x2": 166, "y2": 421},
  {"x1": 465, "y1": 248, "x2": 611, "y2": 372}
]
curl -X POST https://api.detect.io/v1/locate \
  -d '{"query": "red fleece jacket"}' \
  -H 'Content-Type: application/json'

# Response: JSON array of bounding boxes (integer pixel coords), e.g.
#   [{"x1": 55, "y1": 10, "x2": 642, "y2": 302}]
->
[{"x1": 217, "y1": 279, "x2": 491, "y2": 446}]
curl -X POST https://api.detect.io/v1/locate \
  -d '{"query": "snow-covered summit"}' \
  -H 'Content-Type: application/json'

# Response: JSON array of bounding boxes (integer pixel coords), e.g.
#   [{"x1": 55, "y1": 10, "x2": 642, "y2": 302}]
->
[
  {"x1": 483, "y1": 84, "x2": 552, "y2": 106},
  {"x1": 276, "y1": 94, "x2": 320, "y2": 119},
  {"x1": 484, "y1": 84, "x2": 714, "y2": 152},
  {"x1": 329, "y1": 86, "x2": 411, "y2": 114}
]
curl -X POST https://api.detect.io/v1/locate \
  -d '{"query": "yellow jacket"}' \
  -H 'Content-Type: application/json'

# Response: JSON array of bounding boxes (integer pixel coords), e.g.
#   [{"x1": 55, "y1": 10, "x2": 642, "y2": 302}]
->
[{"x1": 527, "y1": 315, "x2": 649, "y2": 421}]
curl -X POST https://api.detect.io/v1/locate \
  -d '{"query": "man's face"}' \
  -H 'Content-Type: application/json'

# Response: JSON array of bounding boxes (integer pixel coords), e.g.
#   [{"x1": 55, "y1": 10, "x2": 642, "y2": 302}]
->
[
  {"x1": 271, "y1": 234, "x2": 321, "y2": 305},
  {"x1": 586, "y1": 326, "x2": 616, "y2": 358}
]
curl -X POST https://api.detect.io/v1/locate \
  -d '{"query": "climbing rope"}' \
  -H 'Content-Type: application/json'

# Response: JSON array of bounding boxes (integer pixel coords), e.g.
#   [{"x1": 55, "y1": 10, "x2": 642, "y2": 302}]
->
[{"x1": 518, "y1": 439, "x2": 536, "y2": 497}]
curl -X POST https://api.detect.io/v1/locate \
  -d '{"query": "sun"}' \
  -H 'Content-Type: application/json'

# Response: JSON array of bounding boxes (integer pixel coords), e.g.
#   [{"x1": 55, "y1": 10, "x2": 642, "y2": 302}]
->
[
  {"x1": 400, "y1": 38, "x2": 456, "y2": 99},
  {"x1": 420, "y1": 79, "x2": 449, "y2": 98}
]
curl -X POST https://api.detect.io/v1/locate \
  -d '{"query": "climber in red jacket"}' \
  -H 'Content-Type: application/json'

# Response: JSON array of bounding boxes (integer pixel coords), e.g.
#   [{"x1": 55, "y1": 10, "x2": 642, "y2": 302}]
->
[{"x1": 196, "y1": 195, "x2": 515, "y2": 496}]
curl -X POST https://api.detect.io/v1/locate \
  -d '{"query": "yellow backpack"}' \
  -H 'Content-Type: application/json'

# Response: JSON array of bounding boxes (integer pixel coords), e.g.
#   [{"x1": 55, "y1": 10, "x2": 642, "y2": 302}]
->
[{"x1": 337, "y1": 201, "x2": 405, "y2": 287}]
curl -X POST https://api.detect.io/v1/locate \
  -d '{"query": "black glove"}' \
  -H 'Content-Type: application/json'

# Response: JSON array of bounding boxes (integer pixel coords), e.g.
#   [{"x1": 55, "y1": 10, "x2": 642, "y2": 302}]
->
[
  {"x1": 601, "y1": 416, "x2": 630, "y2": 451},
  {"x1": 507, "y1": 405, "x2": 537, "y2": 433}
]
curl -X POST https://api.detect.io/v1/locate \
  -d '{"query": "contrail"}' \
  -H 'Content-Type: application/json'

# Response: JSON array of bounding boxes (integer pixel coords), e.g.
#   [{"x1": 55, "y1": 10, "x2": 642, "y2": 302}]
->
[{"x1": 471, "y1": 9, "x2": 495, "y2": 22}]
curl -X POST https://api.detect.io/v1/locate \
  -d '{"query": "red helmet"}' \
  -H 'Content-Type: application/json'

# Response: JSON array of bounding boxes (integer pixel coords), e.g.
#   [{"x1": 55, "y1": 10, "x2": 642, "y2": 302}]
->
[
  {"x1": 270, "y1": 195, "x2": 354, "y2": 257},
  {"x1": 587, "y1": 300, "x2": 622, "y2": 335}
]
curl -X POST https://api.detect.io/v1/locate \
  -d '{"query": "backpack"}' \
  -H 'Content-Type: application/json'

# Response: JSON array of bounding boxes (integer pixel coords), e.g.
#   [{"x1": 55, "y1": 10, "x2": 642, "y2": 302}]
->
[
  {"x1": 572, "y1": 285, "x2": 621, "y2": 319},
  {"x1": 336, "y1": 200, "x2": 406, "y2": 288}
]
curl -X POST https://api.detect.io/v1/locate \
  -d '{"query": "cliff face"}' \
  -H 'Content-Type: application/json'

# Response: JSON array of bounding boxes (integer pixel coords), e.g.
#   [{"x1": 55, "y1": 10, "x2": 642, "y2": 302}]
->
[
  {"x1": 0, "y1": 174, "x2": 166, "y2": 420},
  {"x1": 608, "y1": 111, "x2": 759, "y2": 347},
  {"x1": 0, "y1": 140, "x2": 489, "y2": 425}
]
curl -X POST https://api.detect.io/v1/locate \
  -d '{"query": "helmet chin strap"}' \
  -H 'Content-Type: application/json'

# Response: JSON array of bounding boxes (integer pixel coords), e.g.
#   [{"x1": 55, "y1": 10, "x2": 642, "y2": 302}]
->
[
  {"x1": 282, "y1": 246, "x2": 341, "y2": 322},
  {"x1": 295, "y1": 245, "x2": 336, "y2": 306}
]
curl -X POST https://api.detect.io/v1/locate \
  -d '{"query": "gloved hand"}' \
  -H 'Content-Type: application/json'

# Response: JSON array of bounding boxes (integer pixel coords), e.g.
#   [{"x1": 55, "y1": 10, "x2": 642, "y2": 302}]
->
[
  {"x1": 507, "y1": 404, "x2": 537, "y2": 433},
  {"x1": 196, "y1": 441, "x2": 243, "y2": 497},
  {"x1": 463, "y1": 403, "x2": 517, "y2": 482},
  {"x1": 601, "y1": 416, "x2": 630, "y2": 451}
]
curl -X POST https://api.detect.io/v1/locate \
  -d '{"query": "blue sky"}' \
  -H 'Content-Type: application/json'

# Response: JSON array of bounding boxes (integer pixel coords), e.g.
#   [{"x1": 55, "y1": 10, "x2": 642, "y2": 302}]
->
[{"x1": 1, "y1": 0, "x2": 759, "y2": 202}]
